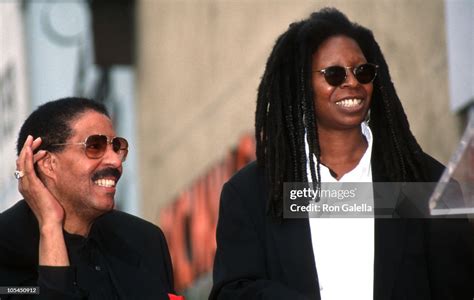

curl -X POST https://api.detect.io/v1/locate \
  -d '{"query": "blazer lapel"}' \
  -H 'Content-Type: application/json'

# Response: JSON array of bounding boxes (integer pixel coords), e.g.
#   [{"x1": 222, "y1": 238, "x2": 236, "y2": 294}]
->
[{"x1": 269, "y1": 217, "x2": 320, "y2": 299}]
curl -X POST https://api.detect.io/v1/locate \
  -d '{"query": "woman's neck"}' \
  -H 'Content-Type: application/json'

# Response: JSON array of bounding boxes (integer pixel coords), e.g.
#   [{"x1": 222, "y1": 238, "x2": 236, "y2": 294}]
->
[{"x1": 316, "y1": 126, "x2": 368, "y2": 179}]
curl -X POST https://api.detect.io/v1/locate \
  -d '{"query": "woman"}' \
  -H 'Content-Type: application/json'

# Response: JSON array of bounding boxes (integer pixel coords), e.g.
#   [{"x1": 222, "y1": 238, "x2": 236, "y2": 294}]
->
[{"x1": 209, "y1": 8, "x2": 473, "y2": 300}]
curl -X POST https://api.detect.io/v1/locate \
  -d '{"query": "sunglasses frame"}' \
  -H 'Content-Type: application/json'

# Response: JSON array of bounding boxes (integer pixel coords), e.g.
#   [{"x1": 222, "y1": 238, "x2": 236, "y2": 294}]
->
[
  {"x1": 314, "y1": 63, "x2": 379, "y2": 87},
  {"x1": 50, "y1": 134, "x2": 129, "y2": 162}
]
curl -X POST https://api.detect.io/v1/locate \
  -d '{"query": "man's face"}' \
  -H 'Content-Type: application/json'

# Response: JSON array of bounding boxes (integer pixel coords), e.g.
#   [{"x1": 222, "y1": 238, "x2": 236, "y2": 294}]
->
[{"x1": 50, "y1": 110, "x2": 123, "y2": 220}]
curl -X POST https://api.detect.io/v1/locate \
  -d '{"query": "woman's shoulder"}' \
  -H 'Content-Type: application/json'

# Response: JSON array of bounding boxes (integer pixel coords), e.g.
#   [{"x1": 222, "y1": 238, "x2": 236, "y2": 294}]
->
[
  {"x1": 222, "y1": 161, "x2": 268, "y2": 213},
  {"x1": 226, "y1": 160, "x2": 265, "y2": 191},
  {"x1": 417, "y1": 152, "x2": 446, "y2": 181}
]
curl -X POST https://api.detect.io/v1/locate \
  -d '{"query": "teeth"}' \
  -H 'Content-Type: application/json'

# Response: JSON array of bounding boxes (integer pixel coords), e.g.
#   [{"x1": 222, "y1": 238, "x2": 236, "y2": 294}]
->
[
  {"x1": 336, "y1": 98, "x2": 362, "y2": 107},
  {"x1": 94, "y1": 179, "x2": 116, "y2": 187}
]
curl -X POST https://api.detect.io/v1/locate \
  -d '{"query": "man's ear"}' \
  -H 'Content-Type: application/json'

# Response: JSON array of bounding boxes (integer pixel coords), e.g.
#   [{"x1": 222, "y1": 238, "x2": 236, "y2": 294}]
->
[{"x1": 36, "y1": 152, "x2": 57, "y2": 182}]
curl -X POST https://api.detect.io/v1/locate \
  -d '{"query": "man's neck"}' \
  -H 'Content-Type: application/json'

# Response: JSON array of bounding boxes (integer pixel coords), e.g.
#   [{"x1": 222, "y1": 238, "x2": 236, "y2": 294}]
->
[{"x1": 63, "y1": 214, "x2": 94, "y2": 237}]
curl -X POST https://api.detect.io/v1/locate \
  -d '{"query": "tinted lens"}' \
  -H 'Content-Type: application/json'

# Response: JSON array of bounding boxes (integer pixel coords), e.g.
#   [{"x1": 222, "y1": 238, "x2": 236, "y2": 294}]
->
[
  {"x1": 84, "y1": 135, "x2": 108, "y2": 158},
  {"x1": 323, "y1": 66, "x2": 347, "y2": 86},
  {"x1": 112, "y1": 137, "x2": 129, "y2": 162},
  {"x1": 111, "y1": 137, "x2": 128, "y2": 152},
  {"x1": 354, "y1": 64, "x2": 377, "y2": 84}
]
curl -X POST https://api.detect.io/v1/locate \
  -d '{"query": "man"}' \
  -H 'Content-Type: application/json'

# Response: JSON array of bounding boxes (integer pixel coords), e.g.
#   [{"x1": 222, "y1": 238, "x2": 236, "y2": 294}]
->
[{"x1": 0, "y1": 97, "x2": 182, "y2": 299}]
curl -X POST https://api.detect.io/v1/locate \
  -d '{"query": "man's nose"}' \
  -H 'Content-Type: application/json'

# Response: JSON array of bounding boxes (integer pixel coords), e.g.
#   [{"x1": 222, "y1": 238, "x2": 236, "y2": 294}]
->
[{"x1": 102, "y1": 145, "x2": 123, "y2": 167}]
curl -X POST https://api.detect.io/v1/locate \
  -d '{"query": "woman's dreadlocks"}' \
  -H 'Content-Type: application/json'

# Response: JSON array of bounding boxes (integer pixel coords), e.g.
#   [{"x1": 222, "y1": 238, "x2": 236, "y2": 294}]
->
[{"x1": 255, "y1": 8, "x2": 427, "y2": 218}]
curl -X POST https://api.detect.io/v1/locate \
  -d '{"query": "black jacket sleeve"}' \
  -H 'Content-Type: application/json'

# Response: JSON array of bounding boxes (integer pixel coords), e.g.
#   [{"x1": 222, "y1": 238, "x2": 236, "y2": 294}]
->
[{"x1": 209, "y1": 182, "x2": 310, "y2": 300}]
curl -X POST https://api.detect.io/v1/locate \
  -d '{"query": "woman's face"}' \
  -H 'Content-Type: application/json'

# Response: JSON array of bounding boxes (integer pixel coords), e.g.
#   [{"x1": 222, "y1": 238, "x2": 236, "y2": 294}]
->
[{"x1": 311, "y1": 35, "x2": 373, "y2": 131}]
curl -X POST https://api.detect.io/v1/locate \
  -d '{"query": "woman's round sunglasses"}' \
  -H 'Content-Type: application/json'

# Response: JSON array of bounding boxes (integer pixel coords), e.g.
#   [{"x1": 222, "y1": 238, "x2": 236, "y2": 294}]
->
[
  {"x1": 314, "y1": 63, "x2": 379, "y2": 87},
  {"x1": 50, "y1": 135, "x2": 129, "y2": 162}
]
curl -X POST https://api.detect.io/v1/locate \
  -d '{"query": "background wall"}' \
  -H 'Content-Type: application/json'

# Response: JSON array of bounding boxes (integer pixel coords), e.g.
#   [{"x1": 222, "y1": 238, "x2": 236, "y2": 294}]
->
[{"x1": 0, "y1": 1, "x2": 28, "y2": 211}]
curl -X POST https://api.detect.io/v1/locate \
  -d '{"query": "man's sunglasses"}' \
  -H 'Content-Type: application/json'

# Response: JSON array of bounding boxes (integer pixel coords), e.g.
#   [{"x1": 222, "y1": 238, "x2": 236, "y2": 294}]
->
[
  {"x1": 314, "y1": 63, "x2": 378, "y2": 87},
  {"x1": 50, "y1": 135, "x2": 129, "y2": 162}
]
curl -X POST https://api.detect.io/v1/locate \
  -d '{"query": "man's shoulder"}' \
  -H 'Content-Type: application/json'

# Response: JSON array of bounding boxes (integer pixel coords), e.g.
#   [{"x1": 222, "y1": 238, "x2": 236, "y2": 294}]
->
[
  {"x1": 97, "y1": 209, "x2": 166, "y2": 241},
  {"x1": 1, "y1": 199, "x2": 31, "y2": 218},
  {"x1": 0, "y1": 200, "x2": 37, "y2": 235},
  {"x1": 0, "y1": 200, "x2": 38, "y2": 265},
  {"x1": 107, "y1": 209, "x2": 161, "y2": 228},
  {"x1": 93, "y1": 209, "x2": 171, "y2": 264}
]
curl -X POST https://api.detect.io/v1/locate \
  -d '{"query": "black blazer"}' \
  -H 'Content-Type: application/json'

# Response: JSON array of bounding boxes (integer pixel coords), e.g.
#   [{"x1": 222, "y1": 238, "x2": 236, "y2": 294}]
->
[
  {"x1": 0, "y1": 200, "x2": 175, "y2": 300},
  {"x1": 210, "y1": 154, "x2": 474, "y2": 300}
]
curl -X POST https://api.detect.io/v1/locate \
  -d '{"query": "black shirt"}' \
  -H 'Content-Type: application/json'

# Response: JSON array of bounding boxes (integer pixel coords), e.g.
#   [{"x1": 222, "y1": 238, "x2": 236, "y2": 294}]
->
[{"x1": 37, "y1": 230, "x2": 118, "y2": 299}]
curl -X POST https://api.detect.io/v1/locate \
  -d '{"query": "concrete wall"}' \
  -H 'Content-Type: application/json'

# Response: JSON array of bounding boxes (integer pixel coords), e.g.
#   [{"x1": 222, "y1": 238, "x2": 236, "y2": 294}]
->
[
  {"x1": 136, "y1": 0, "x2": 460, "y2": 222},
  {"x1": 0, "y1": 1, "x2": 29, "y2": 211}
]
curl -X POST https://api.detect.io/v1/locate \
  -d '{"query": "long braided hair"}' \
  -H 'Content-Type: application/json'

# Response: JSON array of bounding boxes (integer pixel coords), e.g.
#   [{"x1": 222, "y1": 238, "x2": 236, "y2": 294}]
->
[{"x1": 255, "y1": 8, "x2": 427, "y2": 218}]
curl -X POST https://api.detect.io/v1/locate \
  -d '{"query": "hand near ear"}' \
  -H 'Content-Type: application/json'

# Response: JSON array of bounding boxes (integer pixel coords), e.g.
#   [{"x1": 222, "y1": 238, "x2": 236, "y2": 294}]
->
[
  {"x1": 16, "y1": 135, "x2": 65, "y2": 228},
  {"x1": 16, "y1": 135, "x2": 69, "y2": 266}
]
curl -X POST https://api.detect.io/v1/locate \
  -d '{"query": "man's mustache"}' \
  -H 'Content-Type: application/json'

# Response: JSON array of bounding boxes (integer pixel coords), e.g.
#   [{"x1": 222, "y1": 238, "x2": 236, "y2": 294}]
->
[{"x1": 91, "y1": 168, "x2": 121, "y2": 181}]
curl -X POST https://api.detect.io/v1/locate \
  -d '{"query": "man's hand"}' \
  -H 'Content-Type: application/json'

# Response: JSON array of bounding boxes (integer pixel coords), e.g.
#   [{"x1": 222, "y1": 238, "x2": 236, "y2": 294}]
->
[
  {"x1": 16, "y1": 135, "x2": 65, "y2": 228},
  {"x1": 16, "y1": 135, "x2": 69, "y2": 266}
]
